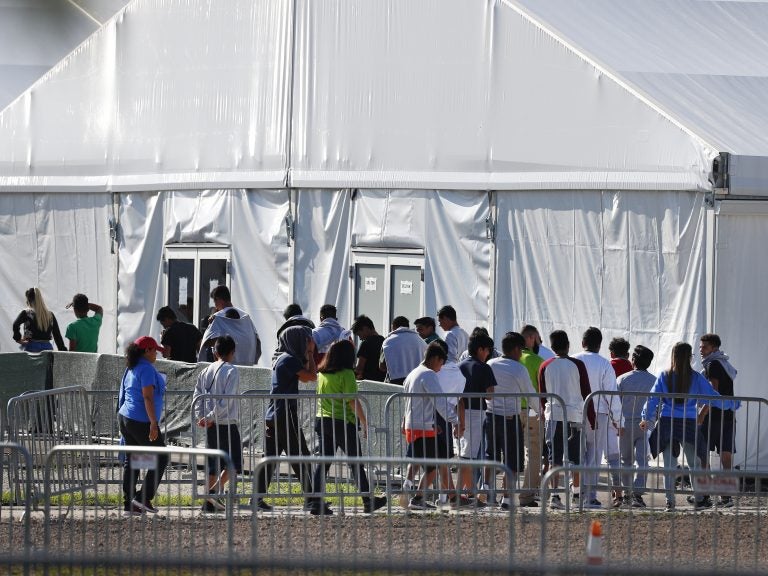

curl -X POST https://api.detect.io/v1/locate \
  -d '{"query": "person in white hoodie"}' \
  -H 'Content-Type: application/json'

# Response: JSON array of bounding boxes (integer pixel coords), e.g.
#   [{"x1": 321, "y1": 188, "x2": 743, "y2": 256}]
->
[
  {"x1": 574, "y1": 327, "x2": 623, "y2": 509},
  {"x1": 192, "y1": 335, "x2": 241, "y2": 512},
  {"x1": 198, "y1": 285, "x2": 262, "y2": 366}
]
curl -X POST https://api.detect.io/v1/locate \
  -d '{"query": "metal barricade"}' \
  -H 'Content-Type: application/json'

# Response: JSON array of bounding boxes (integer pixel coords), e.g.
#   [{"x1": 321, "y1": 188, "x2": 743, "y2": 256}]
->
[
  {"x1": 579, "y1": 391, "x2": 768, "y2": 508},
  {"x1": 384, "y1": 392, "x2": 568, "y2": 500},
  {"x1": 540, "y1": 465, "x2": 768, "y2": 572},
  {"x1": 42, "y1": 445, "x2": 235, "y2": 565},
  {"x1": 191, "y1": 393, "x2": 376, "y2": 502},
  {"x1": 249, "y1": 455, "x2": 521, "y2": 572},
  {"x1": 6, "y1": 386, "x2": 95, "y2": 506},
  {"x1": 0, "y1": 442, "x2": 32, "y2": 575}
]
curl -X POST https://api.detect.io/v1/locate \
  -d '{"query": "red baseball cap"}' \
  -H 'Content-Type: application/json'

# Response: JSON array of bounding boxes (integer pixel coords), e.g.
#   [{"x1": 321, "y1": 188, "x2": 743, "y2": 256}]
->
[{"x1": 134, "y1": 336, "x2": 166, "y2": 353}]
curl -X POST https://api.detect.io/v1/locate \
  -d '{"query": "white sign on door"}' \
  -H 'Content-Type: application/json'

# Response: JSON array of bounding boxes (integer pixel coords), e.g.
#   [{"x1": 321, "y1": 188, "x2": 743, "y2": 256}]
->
[
  {"x1": 365, "y1": 277, "x2": 377, "y2": 292},
  {"x1": 400, "y1": 280, "x2": 413, "y2": 295}
]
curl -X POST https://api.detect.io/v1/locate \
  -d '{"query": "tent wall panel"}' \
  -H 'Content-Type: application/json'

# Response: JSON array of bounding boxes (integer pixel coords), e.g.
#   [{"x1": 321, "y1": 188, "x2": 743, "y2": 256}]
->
[
  {"x1": 0, "y1": 192, "x2": 115, "y2": 353},
  {"x1": 495, "y1": 190, "x2": 707, "y2": 374},
  {"x1": 116, "y1": 189, "x2": 289, "y2": 362},
  {"x1": 714, "y1": 208, "x2": 768, "y2": 470}
]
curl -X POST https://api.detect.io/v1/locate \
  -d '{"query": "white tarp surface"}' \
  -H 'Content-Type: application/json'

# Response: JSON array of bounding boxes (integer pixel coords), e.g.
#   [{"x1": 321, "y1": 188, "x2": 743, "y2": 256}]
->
[
  {"x1": 0, "y1": 192, "x2": 116, "y2": 353},
  {"x1": 0, "y1": 0, "x2": 717, "y2": 191},
  {"x1": 117, "y1": 190, "x2": 289, "y2": 362},
  {"x1": 495, "y1": 190, "x2": 708, "y2": 374},
  {"x1": 714, "y1": 202, "x2": 768, "y2": 469}
]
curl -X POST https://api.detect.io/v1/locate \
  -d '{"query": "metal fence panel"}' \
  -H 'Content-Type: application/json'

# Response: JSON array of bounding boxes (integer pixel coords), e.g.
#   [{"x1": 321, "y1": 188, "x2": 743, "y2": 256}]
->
[
  {"x1": 6, "y1": 386, "x2": 95, "y2": 506},
  {"x1": 540, "y1": 465, "x2": 768, "y2": 572},
  {"x1": 0, "y1": 441, "x2": 31, "y2": 574},
  {"x1": 41, "y1": 445, "x2": 235, "y2": 564}
]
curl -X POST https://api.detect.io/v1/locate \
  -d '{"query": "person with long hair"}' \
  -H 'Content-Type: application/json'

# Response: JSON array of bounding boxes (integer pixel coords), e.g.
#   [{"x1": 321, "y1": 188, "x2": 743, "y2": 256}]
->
[
  {"x1": 640, "y1": 342, "x2": 721, "y2": 511},
  {"x1": 12, "y1": 287, "x2": 66, "y2": 352},
  {"x1": 308, "y1": 339, "x2": 387, "y2": 515},
  {"x1": 117, "y1": 336, "x2": 169, "y2": 516},
  {"x1": 253, "y1": 325, "x2": 317, "y2": 512}
]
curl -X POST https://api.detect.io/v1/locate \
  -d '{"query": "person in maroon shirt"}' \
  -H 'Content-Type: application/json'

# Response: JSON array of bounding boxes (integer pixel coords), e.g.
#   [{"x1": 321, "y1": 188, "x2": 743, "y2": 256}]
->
[{"x1": 609, "y1": 337, "x2": 633, "y2": 378}]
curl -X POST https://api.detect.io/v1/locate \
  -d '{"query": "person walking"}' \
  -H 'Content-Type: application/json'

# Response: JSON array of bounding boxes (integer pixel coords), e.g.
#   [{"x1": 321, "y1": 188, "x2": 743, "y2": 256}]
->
[
  {"x1": 156, "y1": 306, "x2": 202, "y2": 363},
  {"x1": 12, "y1": 287, "x2": 66, "y2": 352},
  {"x1": 253, "y1": 325, "x2": 317, "y2": 512},
  {"x1": 117, "y1": 336, "x2": 169, "y2": 515},
  {"x1": 309, "y1": 339, "x2": 387, "y2": 515},
  {"x1": 640, "y1": 342, "x2": 722, "y2": 511}
]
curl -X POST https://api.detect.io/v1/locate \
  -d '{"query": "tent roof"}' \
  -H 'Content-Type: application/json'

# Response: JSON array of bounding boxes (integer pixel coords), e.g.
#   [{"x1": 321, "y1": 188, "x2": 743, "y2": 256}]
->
[
  {"x1": 513, "y1": 0, "x2": 768, "y2": 158},
  {"x1": 0, "y1": 0, "x2": 129, "y2": 112},
  {"x1": 2, "y1": 0, "x2": 765, "y2": 193}
]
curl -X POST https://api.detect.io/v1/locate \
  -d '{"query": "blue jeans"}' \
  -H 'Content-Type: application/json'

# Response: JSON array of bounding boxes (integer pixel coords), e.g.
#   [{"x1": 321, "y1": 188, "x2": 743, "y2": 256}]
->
[{"x1": 24, "y1": 341, "x2": 53, "y2": 353}]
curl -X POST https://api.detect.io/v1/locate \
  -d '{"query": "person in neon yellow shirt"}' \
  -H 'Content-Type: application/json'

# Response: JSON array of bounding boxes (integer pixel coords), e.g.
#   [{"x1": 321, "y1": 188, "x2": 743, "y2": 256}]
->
[{"x1": 309, "y1": 339, "x2": 387, "y2": 515}]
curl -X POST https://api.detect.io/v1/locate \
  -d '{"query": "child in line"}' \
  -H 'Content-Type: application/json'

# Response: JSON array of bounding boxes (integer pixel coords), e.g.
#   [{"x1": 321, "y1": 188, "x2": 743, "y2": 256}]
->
[{"x1": 193, "y1": 335, "x2": 242, "y2": 512}]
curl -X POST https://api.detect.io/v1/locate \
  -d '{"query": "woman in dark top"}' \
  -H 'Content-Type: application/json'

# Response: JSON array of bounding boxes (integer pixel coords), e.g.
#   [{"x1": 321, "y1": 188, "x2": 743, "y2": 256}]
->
[
  {"x1": 253, "y1": 325, "x2": 317, "y2": 512},
  {"x1": 12, "y1": 287, "x2": 66, "y2": 352}
]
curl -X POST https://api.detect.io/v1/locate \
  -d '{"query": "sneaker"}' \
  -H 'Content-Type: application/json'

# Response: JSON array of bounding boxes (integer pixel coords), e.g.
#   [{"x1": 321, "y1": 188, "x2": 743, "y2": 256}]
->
[
  {"x1": 584, "y1": 498, "x2": 603, "y2": 509},
  {"x1": 612, "y1": 496, "x2": 624, "y2": 509},
  {"x1": 472, "y1": 497, "x2": 487, "y2": 508},
  {"x1": 549, "y1": 495, "x2": 565, "y2": 510},
  {"x1": 477, "y1": 484, "x2": 490, "y2": 504},
  {"x1": 448, "y1": 495, "x2": 474, "y2": 509},
  {"x1": 123, "y1": 502, "x2": 144, "y2": 517},
  {"x1": 363, "y1": 496, "x2": 387, "y2": 513},
  {"x1": 571, "y1": 493, "x2": 580, "y2": 505},
  {"x1": 499, "y1": 501, "x2": 512, "y2": 511},
  {"x1": 131, "y1": 499, "x2": 158, "y2": 514},
  {"x1": 204, "y1": 496, "x2": 226, "y2": 512},
  {"x1": 519, "y1": 500, "x2": 539, "y2": 508},
  {"x1": 253, "y1": 499, "x2": 273, "y2": 512},
  {"x1": 308, "y1": 501, "x2": 333, "y2": 516},
  {"x1": 632, "y1": 494, "x2": 647, "y2": 508},
  {"x1": 409, "y1": 495, "x2": 437, "y2": 510},
  {"x1": 694, "y1": 496, "x2": 713, "y2": 510},
  {"x1": 665, "y1": 501, "x2": 676, "y2": 512},
  {"x1": 718, "y1": 496, "x2": 734, "y2": 508}
]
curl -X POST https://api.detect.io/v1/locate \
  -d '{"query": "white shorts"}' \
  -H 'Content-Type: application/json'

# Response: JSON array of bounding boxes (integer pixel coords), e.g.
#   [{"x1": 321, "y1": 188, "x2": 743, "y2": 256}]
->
[{"x1": 459, "y1": 409, "x2": 486, "y2": 459}]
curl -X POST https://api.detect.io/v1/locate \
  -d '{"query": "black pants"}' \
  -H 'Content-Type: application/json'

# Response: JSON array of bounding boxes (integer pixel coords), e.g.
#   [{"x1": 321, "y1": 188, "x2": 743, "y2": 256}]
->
[
  {"x1": 256, "y1": 410, "x2": 312, "y2": 496},
  {"x1": 119, "y1": 415, "x2": 169, "y2": 508},
  {"x1": 311, "y1": 417, "x2": 370, "y2": 501}
]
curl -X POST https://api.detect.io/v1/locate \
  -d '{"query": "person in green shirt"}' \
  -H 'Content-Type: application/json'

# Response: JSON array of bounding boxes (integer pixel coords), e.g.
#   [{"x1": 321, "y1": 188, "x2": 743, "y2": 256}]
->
[
  {"x1": 309, "y1": 339, "x2": 387, "y2": 515},
  {"x1": 518, "y1": 324, "x2": 545, "y2": 507},
  {"x1": 65, "y1": 294, "x2": 103, "y2": 352}
]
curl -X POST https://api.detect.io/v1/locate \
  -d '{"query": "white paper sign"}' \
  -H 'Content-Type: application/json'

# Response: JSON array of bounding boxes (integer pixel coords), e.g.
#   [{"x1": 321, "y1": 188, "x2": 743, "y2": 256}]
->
[
  {"x1": 178, "y1": 277, "x2": 188, "y2": 306},
  {"x1": 693, "y1": 474, "x2": 740, "y2": 495},
  {"x1": 365, "y1": 277, "x2": 377, "y2": 292},
  {"x1": 130, "y1": 453, "x2": 158, "y2": 470},
  {"x1": 400, "y1": 280, "x2": 413, "y2": 295},
  {"x1": 209, "y1": 279, "x2": 219, "y2": 307}
]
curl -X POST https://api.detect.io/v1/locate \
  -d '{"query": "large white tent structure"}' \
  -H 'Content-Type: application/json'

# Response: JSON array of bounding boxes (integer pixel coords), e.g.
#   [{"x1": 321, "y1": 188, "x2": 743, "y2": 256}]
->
[{"x1": 1, "y1": 0, "x2": 767, "y2": 467}]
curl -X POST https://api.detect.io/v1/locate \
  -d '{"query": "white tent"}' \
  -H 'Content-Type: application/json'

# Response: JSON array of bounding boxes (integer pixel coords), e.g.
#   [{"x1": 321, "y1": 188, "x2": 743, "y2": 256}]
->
[{"x1": 0, "y1": 0, "x2": 767, "y2": 468}]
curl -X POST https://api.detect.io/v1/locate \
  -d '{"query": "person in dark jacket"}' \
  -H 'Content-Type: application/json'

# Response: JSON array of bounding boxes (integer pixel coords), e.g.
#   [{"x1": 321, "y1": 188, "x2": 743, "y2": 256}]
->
[{"x1": 12, "y1": 287, "x2": 66, "y2": 352}]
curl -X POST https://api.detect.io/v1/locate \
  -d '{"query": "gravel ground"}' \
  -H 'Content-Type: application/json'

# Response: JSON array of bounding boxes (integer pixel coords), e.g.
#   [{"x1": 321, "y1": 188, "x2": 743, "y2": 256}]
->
[{"x1": 3, "y1": 495, "x2": 767, "y2": 574}]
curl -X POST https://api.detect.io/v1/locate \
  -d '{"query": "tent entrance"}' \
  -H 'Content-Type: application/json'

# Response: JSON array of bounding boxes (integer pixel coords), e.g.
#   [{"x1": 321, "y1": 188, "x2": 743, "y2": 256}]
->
[{"x1": 350, "y1": 251, "x2": 424, "y2": 332}]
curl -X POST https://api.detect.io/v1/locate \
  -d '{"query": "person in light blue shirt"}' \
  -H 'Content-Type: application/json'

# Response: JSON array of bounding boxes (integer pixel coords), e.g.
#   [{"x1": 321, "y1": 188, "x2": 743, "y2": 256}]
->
[
  {"x1": 640, "y1": 342, "x2": 721, "y2": 511},
  {"x1": 117, "y1": 336, "x2": 168, "y2": 516}
]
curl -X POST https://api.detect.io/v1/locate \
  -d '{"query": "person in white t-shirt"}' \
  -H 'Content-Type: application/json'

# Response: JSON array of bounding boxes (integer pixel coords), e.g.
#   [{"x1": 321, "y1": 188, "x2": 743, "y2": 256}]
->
[
  {"x1": 574, "y1": 327, "x2": 623, "y2": 509},
  {"x1": 437, "y1": 305, "x2": 469, "y2": 364}
]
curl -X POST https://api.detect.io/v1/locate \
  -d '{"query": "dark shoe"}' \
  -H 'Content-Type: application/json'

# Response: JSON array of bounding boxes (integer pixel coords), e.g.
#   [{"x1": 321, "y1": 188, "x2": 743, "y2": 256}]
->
[
  {"x1": 309, "y1": 501, "x2": 333, "y2": 516},
  {"x1": 448, "y1": 495, "x2": 474, "y2": 509},
  {"x1": 253, "y1": 498, "x2": 273, "y2": 512},
  {"x1": 694, "y1": 495, "x2": 713, "y2": 510},
  {"x1": 612, "y1": 495, "x2": 624, "y2": 508},
  {"x1": 499, "y1": 501, "x2": 512, "y2": 511},
  {"x1": 665, "y1": 501, "x2": 676, "y2": 512},
  {"x1": 632, "y1": 494, "x2": 647, "y2": 508},
  {"x1": 519, "y1": 500, "x2": 539, "y2": 508},
  {"x1": 584, "y1": 498, "x2": 603, "y2": 509},
  {"x1": 409, "y1": 495, "x2": 437, "y2": 510},
  {"x1": 131, "y1": 499, "x2": 158, "y2": 514},
  {"x1": 718, "y1": 496, "x2": 734, "y2": 508},
  {"x1": 363, "y1": 496, "x2": 387, "y2": 513},
  {"x1": 202, "y1": 501, "x2": 225, "y2": 513},
  {"x1": 123, "y1": 502, "x2": 144, "y2": 517}
]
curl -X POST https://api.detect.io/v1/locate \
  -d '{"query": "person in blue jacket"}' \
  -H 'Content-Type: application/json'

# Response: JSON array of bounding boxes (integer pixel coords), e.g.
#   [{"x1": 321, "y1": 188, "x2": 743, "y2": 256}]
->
[
  {"x1": 118, "y1": 336, "x2": 169, "y2": 516},
  {"x1": 640, "y1": 342, "x2": 724, "y2": 511}
]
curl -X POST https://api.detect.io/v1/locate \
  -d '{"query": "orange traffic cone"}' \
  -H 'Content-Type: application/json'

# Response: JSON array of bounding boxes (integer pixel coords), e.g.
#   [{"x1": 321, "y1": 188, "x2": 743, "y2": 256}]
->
[{"x1": 586, "y1": 520, "x2": 603, "y2": 565}]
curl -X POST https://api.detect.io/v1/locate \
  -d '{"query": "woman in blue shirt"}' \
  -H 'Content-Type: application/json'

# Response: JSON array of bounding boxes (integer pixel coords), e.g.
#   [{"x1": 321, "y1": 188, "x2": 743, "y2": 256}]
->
[
  {"x1": 118, "y1": 336, "x2": 168, "y2": 515},
  {"x1": 640, "y1": 342, "x2": 720, "y2": 511}
]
